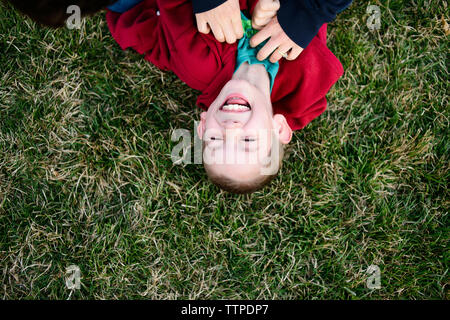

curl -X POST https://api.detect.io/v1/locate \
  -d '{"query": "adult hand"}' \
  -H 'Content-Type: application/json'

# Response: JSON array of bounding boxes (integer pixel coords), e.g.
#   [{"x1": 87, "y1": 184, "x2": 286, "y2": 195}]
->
[
  {"x1": 250, "y1": 16, "x2": 303, "y2": 63},
  {"x1": 195, "y1": 0, "x2": 244, "y2": 44},
  {"x1": 252, "y1": 0, "x2": 280, "y2": 30}
]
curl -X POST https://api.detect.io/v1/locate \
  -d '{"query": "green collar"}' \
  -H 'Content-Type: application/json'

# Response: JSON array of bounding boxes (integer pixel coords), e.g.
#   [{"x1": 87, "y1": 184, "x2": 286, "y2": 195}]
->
[{"x1": 235, "y1": 12, "x2": 279, "y2": 92}]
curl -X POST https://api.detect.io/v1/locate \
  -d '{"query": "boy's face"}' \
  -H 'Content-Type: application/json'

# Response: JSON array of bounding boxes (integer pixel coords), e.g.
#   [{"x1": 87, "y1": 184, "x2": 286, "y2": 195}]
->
[{"x1": 197, "y1": 79, "x2": 292, "y2": 182}]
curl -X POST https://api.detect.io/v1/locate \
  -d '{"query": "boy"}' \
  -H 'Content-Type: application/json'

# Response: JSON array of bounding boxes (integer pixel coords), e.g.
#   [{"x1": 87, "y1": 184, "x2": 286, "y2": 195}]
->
[{"x1": 106, "y1": 0, "x2": 344, "y2": 193}]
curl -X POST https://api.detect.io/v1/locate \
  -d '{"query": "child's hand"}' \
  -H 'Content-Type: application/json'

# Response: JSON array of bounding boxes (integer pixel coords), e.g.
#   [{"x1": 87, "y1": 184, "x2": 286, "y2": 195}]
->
[
  {"x1": 252, "y1": 0, "x2": 280, "y2": 30},
  {"x1": 195, "y1": 0, "x2": 244, "y2": 44},
  {"x1": 250, "y1": 16, "x2": 304, "y2": 63}
]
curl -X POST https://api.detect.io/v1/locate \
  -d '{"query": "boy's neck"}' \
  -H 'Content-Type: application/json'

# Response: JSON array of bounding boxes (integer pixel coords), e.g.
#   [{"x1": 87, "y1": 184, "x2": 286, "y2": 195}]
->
[{"x1": 232, "y1": 62, "x2": 271, "y2": 100}]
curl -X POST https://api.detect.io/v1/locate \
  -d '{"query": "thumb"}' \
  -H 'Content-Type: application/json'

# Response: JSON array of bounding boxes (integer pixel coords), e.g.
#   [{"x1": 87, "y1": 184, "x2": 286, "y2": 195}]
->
[{"x1": 260, "y1": 0, "x2": 280, "y2": 11}]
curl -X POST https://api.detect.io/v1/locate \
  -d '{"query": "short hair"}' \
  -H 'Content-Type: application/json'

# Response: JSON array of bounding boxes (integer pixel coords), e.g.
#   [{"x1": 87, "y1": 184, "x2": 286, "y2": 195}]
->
[
  {"x1": 203, "y1": 142, "x2": 285, "y2": 194},
  {"x1": 5, "y1": 0, "x2": 115, "y2": 27},
  {"x1": 205, "y1": 166, "x2": 278, "y2": 194}
]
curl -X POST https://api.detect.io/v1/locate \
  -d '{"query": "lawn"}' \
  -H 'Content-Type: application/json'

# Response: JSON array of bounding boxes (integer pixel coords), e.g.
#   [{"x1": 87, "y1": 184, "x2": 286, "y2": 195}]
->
[{"x1": 0, "y1": 0, "x2": 448, "y2": 299}]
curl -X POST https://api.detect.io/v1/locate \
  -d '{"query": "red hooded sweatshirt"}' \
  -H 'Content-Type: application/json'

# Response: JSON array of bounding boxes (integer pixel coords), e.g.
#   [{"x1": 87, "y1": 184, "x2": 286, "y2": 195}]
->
[{"x1": 106, "y1": 0, "x2": 344, "y2": 131}]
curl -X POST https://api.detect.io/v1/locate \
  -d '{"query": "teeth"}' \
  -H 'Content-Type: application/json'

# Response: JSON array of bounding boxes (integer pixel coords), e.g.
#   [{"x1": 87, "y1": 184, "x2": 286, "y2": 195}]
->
[{"x1": 222, "y1": 104, "x2": 250, "y2": 111}]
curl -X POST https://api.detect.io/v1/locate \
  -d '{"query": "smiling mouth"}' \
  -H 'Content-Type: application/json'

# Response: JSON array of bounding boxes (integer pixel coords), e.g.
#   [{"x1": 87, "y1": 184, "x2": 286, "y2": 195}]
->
[{"x1": 219, "y1": 94, "x2": 251, "y2": 113}]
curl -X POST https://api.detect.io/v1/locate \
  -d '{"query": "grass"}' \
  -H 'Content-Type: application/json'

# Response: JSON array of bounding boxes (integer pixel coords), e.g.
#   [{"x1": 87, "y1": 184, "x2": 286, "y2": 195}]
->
[{"x1": 0, "y1": 0, "x2": 448, "y2": 299}]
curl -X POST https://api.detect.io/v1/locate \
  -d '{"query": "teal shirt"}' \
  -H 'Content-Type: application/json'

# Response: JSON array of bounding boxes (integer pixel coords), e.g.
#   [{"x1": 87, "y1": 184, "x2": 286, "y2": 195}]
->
[{"x1": 235, "y1": 13, "x2": 279, "y2": 92}]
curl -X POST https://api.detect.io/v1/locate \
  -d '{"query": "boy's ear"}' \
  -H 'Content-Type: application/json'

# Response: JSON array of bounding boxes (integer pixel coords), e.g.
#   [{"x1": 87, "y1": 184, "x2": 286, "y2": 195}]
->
[
  {"x1": 197, "y1": 112, "x2": 207, "y2": 140},
  {"x1": 273, "y1": 114, "x2": 292, "y2": 145}
]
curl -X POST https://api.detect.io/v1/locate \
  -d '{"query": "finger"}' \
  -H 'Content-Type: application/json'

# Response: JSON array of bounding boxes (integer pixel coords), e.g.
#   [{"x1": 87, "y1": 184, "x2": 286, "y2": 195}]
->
[
  {"x1": 287, "y1": 46, "x2": 303, "y2": 61},
  {"x1": 222, "y1": 19, "x2": 237, "y2": 44},
  {"x1": 256, "y1": 37, "x2": 281, "y2": 61},
  {"x1": 209, "y1": 22, "x2": 225, "y2": 42},
  {"x1": 252, "y1": 16, "x2": 272, "y2": 30},
  {"x1": 196, "y1": 16, "x2": 211, "y2": 34},
  {"x1": 269, "y1": 49, "x2": 283, "y2": 63},
  {"x1": 250, "y1": 25, "x2": 272, "y2": 47},
  {"x1": 254, "y1": 9, "x2": 278, "y2": 19},
  {"x1": 270, "y1": 43, "x2": 291, "y2": 63},
  {"x1": 231, "y1": 14, "x2": 244, "y2": 39},
  {"x1": 260, "y1": 0, "x2": 280, "y2": 11}
]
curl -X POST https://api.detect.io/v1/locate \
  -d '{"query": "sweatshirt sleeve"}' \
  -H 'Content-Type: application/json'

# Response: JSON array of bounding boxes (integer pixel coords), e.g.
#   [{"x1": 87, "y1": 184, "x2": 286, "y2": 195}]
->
[
  {"x1": 106, "y1": 1, "x2": 171, "y2": 71},
  {"x1": 191, "y1": 0, "x2": 227, "y2": 13},
  {"x1": 278, "y1": 0, "x2": 352, "y2": 48},
  {"x1": 270, "y1": 24, "x2": 344, "y2": 131}
]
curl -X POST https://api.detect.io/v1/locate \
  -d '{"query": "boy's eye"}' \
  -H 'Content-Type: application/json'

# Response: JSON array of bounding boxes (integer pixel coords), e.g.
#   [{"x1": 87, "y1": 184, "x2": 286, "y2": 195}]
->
[
  {"x1": 243, "y1": 137, "x2": 256, "y2": 142},
  {"x1": 210, "y1": 137, "x2": 222, "y2": 141}
]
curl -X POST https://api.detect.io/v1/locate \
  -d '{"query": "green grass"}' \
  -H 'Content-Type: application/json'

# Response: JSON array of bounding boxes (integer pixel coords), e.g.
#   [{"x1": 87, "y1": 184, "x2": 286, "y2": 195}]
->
[{"x1": 0, "y1": 0, "x2": 448, "y2": 299}]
